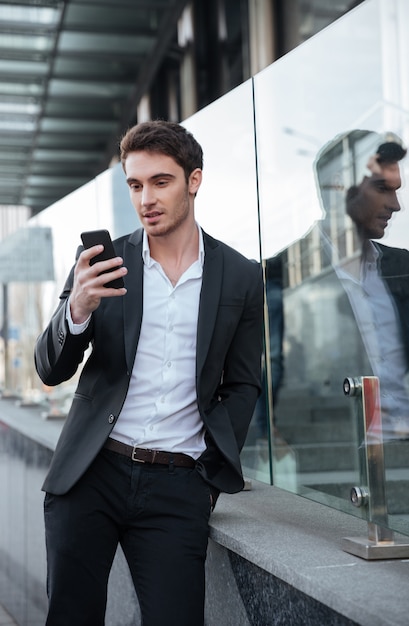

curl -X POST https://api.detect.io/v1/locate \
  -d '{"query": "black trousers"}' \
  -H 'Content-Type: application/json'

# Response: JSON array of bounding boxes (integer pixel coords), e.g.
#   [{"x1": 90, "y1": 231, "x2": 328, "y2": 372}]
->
[{"x1": 44, "y1": 448, "x2": 212, "y2": 626}]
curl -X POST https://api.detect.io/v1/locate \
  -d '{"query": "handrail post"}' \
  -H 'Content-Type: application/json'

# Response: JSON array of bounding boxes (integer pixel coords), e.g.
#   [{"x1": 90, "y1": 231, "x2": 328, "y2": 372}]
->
[{"x1": 342, "y1": 376, "x2": 409, "y2": 559}]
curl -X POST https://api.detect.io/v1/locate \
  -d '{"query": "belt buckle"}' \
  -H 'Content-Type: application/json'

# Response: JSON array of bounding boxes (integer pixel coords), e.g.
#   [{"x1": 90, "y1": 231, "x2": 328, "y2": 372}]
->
[
  {"x1": 144, "y1": 449, "x2": 157, "y2": 464},
  {"x1": 131, "y1": 445, "x2": 145, "y2": 463}
]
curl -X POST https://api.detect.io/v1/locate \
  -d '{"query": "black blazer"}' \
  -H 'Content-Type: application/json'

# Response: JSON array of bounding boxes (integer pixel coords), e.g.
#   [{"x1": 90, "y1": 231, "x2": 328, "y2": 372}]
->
[
  {"x1": 377, "y1": 242, "x2": 409, "y2": 367},
  {"x1": 35, "y1": 229, "x2": 264, "y2": 496}
]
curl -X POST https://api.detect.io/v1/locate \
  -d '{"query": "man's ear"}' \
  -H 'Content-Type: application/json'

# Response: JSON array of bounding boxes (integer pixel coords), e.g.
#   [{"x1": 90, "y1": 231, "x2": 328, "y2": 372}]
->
[
  {"x1": 345, "y1": 184, "x2": 361, "y2": 219},
  {"x1": 346, "y1": 185, "x2": 360, "y2": 203},
  {"x1": 189, "y1": 168, "x2": 202, "y2": 195}
]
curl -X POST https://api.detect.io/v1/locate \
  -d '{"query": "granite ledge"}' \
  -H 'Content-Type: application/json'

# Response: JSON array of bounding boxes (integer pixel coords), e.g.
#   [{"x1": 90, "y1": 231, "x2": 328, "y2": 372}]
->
[{"x1": 210, "y1": 482, "x2": 409, "y2": 626}]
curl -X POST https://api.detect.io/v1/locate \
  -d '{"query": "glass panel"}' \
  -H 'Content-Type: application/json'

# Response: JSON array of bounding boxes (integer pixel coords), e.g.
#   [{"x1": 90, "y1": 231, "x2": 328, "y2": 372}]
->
[
  {"x1": 254, "y1": 0, "x2": 409, "y2": 533},
  {"x1": 183, "y1": 80, "x2": 259, "y2": 261},
  {"x1": 182, "y1": 82, "x2": 264, "y2": 479}
]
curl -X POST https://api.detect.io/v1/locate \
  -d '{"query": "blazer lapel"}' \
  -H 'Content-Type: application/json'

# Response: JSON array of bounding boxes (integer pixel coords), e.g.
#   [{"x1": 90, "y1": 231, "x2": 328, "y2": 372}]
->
[
  {"x1": 122, "y1": 229, "x2": 144, "y2": 372},
  {"x1": 196, "y1": 234, "x2": 223, "y2": 377}
]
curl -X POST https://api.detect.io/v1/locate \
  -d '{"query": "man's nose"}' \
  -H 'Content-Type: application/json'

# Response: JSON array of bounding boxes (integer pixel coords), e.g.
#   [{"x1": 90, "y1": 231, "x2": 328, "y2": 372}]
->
[
  {"x1": 389, "y1": 191, "x2": 401, "y2": 212},
  {"x1": 141, "y1": 186, "x2": 156, "y2": 206}
]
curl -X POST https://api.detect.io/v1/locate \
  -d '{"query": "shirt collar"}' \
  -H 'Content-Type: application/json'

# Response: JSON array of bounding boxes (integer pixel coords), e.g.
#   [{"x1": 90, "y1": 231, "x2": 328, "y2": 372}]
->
[
  {"x1": 362, "y1": 239, "x2": 380, "y2": 265},
  {"x1": 142, "y1": 224, "x2": 204, "y2": 268}
]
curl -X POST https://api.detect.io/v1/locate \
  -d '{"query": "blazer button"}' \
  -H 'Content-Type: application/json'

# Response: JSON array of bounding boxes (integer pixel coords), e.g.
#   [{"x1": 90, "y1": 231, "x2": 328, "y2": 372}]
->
[{"x1": 108, "y1": 414, "x2": 115, "y2": 424}]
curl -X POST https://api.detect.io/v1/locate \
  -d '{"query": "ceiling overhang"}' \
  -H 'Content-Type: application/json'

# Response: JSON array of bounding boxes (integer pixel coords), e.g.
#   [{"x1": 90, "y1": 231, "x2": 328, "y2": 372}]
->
[{"x1": 0, "y1": 0, "x2": 188, "y2": 214}]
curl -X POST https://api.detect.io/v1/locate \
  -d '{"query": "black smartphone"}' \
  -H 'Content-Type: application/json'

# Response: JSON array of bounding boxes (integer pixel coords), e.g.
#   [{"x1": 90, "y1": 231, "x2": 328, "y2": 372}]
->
[{"x1": 80, "y1": 229, "x2": 124, "y2": 289}]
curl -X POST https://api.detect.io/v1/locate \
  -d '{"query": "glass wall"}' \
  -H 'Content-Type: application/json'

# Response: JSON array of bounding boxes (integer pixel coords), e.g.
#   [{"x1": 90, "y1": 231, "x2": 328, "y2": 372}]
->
[
  {"x1": 3, "y1": 0, "x2": 409, "y2": 537},
  {"x1": 252, "y1": 0, "x2": 409, "y2": 536}
]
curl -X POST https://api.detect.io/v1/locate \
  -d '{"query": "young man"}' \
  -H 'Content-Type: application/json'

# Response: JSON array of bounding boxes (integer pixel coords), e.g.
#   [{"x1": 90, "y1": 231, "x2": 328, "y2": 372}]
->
[
  {"x1": 345, "y1": 138, "x2": 405, "y2": 241},
  {"x1": 35, "y1": 120, "x2": 264, "y2": 625},
  {"x1": 314, "y1": 130, "x2": 409, "y2": 440},
  {"x1": 343, "y1": 135, "x2": 409, "y2": 439}
]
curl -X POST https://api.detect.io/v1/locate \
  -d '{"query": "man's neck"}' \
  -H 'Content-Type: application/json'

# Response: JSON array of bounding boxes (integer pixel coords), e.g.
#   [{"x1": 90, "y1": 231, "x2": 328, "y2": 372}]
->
[{"x1": 148, "y1": 222, "x2": 200, "y2": 285}]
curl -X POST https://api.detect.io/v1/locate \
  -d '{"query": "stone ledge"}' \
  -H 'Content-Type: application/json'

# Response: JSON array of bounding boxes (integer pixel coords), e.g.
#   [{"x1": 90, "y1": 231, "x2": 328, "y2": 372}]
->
[{"x1": 210, "y1": 482, "x2": 409, "y2": 626}]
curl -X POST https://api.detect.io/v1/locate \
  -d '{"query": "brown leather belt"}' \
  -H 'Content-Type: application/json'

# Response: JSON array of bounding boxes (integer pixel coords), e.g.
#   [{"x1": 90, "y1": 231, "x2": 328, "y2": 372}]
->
[{"x1": 104, "y1": 438, "x2": 196, "y2": 468}]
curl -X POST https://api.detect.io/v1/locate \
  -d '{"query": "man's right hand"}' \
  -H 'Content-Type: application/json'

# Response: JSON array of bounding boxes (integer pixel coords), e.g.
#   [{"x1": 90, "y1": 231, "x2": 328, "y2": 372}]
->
[{"x1": 69, "y1": 245, "x2": 128, "y2": 324}]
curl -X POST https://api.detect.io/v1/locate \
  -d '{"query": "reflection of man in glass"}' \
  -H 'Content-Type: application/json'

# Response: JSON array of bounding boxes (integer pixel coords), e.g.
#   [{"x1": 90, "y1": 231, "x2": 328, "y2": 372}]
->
[
  {"x1": 346, "y1": 140, "x2": 405, "y2": 240},
  {"x1": 317, "y1": 131, "x2": 409, "y2": 440}
]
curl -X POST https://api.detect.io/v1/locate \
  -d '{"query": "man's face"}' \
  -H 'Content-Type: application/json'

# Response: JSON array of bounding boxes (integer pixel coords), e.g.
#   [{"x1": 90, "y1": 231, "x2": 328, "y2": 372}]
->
[
  {"x1": 346, "y1": 160, "x2": 402, "y2": 240},
  {"x1": 124, "y1": 150, "x2": 201, "y2": 238}
]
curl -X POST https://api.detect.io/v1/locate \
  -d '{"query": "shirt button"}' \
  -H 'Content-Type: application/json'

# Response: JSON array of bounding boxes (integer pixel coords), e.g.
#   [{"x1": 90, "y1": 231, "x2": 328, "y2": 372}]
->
[{"x1": 108, "y1": 414, "x2": 115, "y2": 424}]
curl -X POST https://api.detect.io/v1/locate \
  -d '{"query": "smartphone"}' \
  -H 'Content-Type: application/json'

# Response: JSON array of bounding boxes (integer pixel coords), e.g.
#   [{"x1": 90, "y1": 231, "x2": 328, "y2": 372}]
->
[{"x1": 80, "y1": 229, "x2": 124, "y2": 289}]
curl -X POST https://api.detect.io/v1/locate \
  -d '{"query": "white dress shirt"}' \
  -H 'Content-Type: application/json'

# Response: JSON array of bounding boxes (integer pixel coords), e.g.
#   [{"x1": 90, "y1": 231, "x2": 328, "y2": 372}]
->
[
  {"x1": 338, "y1": 241, "x2": 409, "y2": 432},
  {"x1": 67, "y1": 227, "x2": 206, "y2": 458}
]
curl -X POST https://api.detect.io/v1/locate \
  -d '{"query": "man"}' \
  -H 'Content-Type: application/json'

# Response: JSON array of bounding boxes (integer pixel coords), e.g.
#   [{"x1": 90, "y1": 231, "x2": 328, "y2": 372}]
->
[
  {"x1": 345, "y1": 135, "x2": 409, "y2": 439},
  {"x1": 35, "y1": 120, "x2": 264, "y2": 625},
  {"x1": 345, "y1": 138, "x2": 405, "y2": 241},
  {"x1": 315, "y1": 130, "x2": 409, "y2": 440}
]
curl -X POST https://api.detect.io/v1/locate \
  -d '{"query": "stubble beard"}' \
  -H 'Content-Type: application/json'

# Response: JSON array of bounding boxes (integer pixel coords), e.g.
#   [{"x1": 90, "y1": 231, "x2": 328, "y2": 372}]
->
[{"x1": 147, "y1": 190, "x2": 191, "y2": 238}]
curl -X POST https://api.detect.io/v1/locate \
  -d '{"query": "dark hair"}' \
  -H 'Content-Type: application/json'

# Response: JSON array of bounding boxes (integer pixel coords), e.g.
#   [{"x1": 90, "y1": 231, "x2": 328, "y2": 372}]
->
[
  {"x1": 314, "y1": 130, "x2": 407, "y2": 203},
  {"x1": 376, "y1": 141, "x2": 407, "y2": 164},
  {"x1": 345, "y1": 138, "x2": 407, "y2": 206},
  {"x1": 120, "y1": 120, "x2": 203, "y2": 181}
]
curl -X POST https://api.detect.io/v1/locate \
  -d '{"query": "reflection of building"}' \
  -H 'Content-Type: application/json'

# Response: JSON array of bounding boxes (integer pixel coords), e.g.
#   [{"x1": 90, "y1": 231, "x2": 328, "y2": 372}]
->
[{"x1": 284, "y1": 131, "x2": 379, "y2": 289}]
